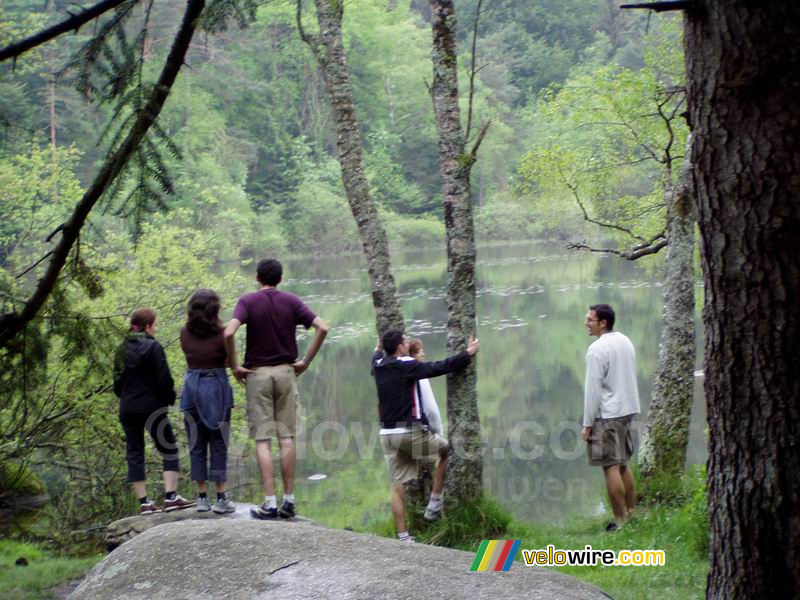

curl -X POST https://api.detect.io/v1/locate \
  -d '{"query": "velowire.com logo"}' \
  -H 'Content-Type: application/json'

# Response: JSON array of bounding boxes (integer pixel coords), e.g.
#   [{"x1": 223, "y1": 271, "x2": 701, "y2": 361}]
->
[{"x1": 470, "y1": 540, "x2": 522, "y2": 571}]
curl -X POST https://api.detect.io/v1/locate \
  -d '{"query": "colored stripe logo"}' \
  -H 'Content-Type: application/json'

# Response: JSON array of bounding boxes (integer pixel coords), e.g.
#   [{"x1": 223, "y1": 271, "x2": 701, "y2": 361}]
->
[{"x1": 470, "y1": 540, "x2": 522, "y2": 571}]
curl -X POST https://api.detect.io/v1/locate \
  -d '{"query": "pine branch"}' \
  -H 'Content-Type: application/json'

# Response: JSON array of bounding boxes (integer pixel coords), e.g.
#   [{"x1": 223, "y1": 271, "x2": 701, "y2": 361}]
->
[
  {"x1": 0, "y1": 0, "x2": 132, "y2": 64},
  {"x1": 0, "y1": 0, "x2": 206, "y2": 350}
]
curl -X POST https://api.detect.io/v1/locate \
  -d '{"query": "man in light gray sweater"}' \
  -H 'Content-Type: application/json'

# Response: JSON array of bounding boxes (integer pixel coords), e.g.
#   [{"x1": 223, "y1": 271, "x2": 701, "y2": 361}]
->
[{"x1": 581, "y1": 303, "x2": 641, "y2": 530}]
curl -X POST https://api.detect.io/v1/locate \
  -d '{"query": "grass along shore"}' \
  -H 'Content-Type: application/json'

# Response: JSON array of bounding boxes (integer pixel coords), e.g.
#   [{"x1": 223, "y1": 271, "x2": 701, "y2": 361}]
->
[{"x1": 0, "y1": 540, "x2": 100, "y2": 600}]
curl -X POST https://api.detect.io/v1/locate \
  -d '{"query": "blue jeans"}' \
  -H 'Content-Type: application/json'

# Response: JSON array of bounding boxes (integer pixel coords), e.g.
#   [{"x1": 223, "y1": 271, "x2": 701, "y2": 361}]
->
[{"x1": 184, "y1": 409, "x2": 230, "y2": 484}]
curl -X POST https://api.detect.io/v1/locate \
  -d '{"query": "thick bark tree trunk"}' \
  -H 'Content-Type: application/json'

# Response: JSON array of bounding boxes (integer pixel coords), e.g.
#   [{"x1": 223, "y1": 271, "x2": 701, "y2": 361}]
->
[
  {"x1": 428, "y1": 0, "x2": 481, "y2": 502},
  {"x1": 638, "y1": 163, "x2": 696, "y2": 479},
  {"x1": 301, "y1": 0, "x2": 403, "y2": 334},
  {"x1": 684, "y1": 3, "x2": 800, "y2": 597}
]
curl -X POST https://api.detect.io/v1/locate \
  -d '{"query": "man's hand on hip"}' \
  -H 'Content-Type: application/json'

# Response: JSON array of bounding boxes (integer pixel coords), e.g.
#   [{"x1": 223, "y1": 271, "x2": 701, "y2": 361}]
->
[
  {"x1": 233, "y1": 365, "x2": 254, "y2": 384},
  {"x1": 292, "y1": 358, "x2": 309, "y2": 376}
]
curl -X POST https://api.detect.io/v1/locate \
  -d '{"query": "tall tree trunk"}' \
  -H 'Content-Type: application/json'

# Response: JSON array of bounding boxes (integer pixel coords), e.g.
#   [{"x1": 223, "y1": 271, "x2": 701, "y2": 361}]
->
[
  {"x1": 638, "y1": 159, "x2": 696, "y2": 480},
  {"x1": 299, "y1": 0, "x2": 403, "y2": 335},
  {"x1": 429, "y1": 0, "x2": 481, "y2": 502},
  {"x1": 684, "y1": 3, "x2": 800, "y2": 597}
]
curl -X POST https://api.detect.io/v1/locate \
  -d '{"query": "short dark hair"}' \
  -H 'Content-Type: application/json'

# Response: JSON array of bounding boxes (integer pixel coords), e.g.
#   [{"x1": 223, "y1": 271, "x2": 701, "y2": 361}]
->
[
  {"x1": 257, "y1": 258, "x2": 283, "y2": 286},
  {"x1": 589, "y1": 303, "x2": 615, "y2": 330},
  {"x1": 381, "y1": 329, "x2": 405, "y2": 355},
  {"x1": 186, "y1": 288, "x2": 222, "y2": 339}
]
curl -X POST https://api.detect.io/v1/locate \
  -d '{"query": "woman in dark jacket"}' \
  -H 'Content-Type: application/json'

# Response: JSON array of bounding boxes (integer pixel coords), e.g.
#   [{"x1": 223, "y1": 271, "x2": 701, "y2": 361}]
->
[
  {"x1": 114, "y1": 308, "x2": 195, "y2": 514},
  {"x1": 180, "y1": 290, "x2": 235, "y2": 513}
]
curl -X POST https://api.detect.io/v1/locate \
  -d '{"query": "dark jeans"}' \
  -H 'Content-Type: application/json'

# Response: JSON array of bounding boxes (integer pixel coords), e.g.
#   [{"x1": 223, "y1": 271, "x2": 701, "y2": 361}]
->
[
  {"x1": 119, "y1": 409, "x2": 179, "y2": 482},
  {"x1": 184, "y1": 409, "x2": 230, "y2": 484}
]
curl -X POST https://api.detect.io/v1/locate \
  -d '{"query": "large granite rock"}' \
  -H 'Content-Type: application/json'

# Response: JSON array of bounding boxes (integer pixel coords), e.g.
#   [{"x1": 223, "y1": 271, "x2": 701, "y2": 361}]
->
[
  {"x1": 74, "y1": 519, "x2": 610, "y2": 600},
  {"x1": 105, "y1": 502, "x2": 313, "y2": 550}
]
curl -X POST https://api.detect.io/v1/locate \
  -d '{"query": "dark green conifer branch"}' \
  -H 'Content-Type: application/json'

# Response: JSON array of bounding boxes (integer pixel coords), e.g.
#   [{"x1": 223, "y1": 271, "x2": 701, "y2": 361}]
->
[
  {"x1": 0, "y1": 0, "x2": 132, "y2": 64},
  {"x1": 0, "y1": 0, "x2": 207, "y2": 350}
]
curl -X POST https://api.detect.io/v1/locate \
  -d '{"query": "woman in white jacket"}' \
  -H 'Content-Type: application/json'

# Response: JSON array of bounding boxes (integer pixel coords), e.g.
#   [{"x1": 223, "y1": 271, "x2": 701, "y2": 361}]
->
[{"x1": 406, "y1": 339, "x2": 444, "y2": 435}]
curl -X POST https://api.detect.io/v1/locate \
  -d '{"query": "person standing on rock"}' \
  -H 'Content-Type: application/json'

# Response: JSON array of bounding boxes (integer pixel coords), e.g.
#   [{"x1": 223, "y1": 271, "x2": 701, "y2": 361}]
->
[
  {"x1": 179, "y1": 289, "x2": 236, "y2": 514},
  {"x1": 114, "y1": 308, "x2": 195, "y2": 515},
  {"x1": 372, "y1": 330, "x2": 479, "y2": 542},
  {"x1": 581, "y1": 303, "x2": 641, "y2": 531},
  {"x1": 224, "y1": 258, "x2": 328, "y2": 520}
]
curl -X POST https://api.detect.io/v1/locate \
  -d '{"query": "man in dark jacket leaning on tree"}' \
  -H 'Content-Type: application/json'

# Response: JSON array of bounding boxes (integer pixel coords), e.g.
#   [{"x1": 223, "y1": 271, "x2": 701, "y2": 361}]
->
[{"x1": 372, "y1": 329, "x2": 479, "y2": 543}]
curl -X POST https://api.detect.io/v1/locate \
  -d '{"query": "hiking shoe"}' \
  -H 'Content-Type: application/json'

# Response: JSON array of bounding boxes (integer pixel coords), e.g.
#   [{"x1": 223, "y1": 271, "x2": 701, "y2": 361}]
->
[
  {"x1": 278, "y1": 500, "x2": 296, "y2": 519},
  {"x1": 196, "y1": 496, "x2": 211, "y2": 512},
  {"x1": 398, "y1": 534, "x2": 415, "y2": 544},
  {"x1": 163, "y1": 495, "x2": 196, "y2": 512},
  {"x1": 140, "y1": 501, "x2": 161, "y2": 515},
  {"x1": 250, "y1": 504, "x2": 278, "y2": 520},
  {"x1": 213, "y1": 497, "x2": 236, "y2": 514},
  {"x1": 423, "y1": 504, "x2": 443, "y2": 522}
]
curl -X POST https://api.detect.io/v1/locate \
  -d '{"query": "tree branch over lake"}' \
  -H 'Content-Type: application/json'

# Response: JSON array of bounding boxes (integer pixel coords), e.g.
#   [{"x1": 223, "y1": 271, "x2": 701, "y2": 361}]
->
[{"x1": 567, "y1": 235, "x2": 668, "y2": 260}]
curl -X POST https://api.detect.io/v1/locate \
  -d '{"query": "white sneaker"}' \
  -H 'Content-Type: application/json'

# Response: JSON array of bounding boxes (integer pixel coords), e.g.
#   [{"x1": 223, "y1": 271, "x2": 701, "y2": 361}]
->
[
  {"x1": 196, "y1": 496, "x2": 211, "y2": 512},
  {"x1": 423, "y1": 503, "x2": 443, "y2": 521},
  {"x1": 213, "y1": 497, "x2": 236, "y2": 514}
]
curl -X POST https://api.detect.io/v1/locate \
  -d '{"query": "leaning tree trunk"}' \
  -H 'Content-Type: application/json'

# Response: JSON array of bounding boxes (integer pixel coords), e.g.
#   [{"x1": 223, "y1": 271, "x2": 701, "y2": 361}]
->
[
  {"x1": 299, "y1": 0, "x2": 403, "y2": 335},
  {"x1": 684, "y1": 3, "x2": 800, "y2": 598},
  {"x1": 638, "y1": 160, "x2": 696, "y2": 480},
  {"x1": 429, "y1": 0, "x2": 481, "y2": 502}
]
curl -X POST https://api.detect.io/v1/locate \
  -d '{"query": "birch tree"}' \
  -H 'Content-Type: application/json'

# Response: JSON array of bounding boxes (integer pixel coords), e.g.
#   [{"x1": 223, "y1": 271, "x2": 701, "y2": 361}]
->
[
  {"x1": 297, "y1": 0, "x2": 403, "y2": 334},
  {"x1": 428, "y1": 0, "x2": 490, "y2": 501}
]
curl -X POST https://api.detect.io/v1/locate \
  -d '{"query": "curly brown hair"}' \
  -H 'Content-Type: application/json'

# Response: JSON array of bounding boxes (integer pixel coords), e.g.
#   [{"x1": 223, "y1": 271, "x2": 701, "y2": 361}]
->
[{"x1": 186, "y1": 289, "x2": 222, "y2": 339}]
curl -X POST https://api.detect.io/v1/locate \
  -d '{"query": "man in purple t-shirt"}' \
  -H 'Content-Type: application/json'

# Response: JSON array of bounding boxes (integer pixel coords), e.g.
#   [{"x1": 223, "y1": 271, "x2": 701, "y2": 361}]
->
[{"x1": 224, "y1": 258, "x2": 328, "y2": 520}]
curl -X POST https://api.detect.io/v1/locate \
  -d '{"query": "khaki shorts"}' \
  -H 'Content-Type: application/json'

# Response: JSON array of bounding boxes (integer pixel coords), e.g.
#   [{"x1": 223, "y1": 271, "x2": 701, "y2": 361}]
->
[
  {"x1": 245, "y1": 365, "x2": 298, "y2": 440},
  {"x1": 380, "y1": 427, "x2": 450, "y2": 484},
  {"x1": 588, "y1": 414, "x2": 638, "y2": 467}
]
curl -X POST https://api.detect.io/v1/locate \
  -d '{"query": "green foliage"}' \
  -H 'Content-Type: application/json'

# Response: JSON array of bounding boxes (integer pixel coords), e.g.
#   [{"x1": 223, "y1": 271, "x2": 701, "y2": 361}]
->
[
  {"x1": 0, "y1": 144, "x2": 84, "y2": 265},
  {"x1": 0, "y1": 462, "x2": 46, "y2": 496},
  {"x1": 365, "y1": 130, "x2": 432, "y2": 214},
  {"x1": 518, "y1": 22, "x2": 688, "y2": 248},
  {"x1": 385, "y1": 212, "x2": 445, "y2": 250},
  {"x1": 414, "y1": 494, "x2": 512, "y2": 549},
  {"x1": 283, "y1": 177, "x2": 361, "y2": 255},
  {"x1": 474, "y1": 192, "x2": 537, "y2": 242},
  {"x1": 509, "y1": 470, "x2": 708, "y2": 600},
  {"x1": 199, "y1": 0, "x2": 259, "y2": 33},
  {"x1": 0, "y1": 539, "x2": 100, "y2": 600}
]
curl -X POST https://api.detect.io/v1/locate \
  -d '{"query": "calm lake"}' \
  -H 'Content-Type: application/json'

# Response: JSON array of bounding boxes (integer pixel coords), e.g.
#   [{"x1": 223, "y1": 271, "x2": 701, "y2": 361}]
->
[{"x1": 227, "y1": 241, "x2": 705, "y2": 525}]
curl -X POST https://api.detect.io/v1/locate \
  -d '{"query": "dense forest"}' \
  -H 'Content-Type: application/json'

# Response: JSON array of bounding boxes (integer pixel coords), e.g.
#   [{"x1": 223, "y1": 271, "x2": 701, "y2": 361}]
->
[{"x1": 1, "y1": 0, "x2": 685, "y2": 255}]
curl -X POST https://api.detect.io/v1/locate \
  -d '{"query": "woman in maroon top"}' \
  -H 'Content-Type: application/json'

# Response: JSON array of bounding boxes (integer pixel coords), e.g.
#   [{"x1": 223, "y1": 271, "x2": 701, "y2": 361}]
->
[{"x1": 180, "y1": 289, "x2": 235, "y2": 514}]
